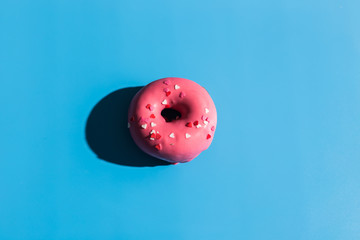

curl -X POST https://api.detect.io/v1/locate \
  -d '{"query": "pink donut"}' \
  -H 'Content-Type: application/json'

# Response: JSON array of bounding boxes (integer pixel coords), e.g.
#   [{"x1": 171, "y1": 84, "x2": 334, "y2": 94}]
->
[{"x1": 128, "y1": 77, "x2": 217, "y2": 164}]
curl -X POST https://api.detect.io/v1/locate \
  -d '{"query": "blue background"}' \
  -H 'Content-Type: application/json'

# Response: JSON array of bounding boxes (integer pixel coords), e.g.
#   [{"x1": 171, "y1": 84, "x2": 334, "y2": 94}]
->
[{"x1": 1, "y1": 0, "x2": 360, "y2": 239}]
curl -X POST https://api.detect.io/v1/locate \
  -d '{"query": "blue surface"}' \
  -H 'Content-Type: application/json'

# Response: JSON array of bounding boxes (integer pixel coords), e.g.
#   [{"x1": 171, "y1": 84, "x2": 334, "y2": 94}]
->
[{"x1": 1, "y1": 0, "x2": 360, "y2": 239}]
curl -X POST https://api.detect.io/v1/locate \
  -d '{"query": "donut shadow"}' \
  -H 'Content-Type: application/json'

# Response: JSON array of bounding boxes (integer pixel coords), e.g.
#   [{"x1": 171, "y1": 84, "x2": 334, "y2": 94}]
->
[{"x1": 85, "y1": 87, "x2": 171, "y2": 167}]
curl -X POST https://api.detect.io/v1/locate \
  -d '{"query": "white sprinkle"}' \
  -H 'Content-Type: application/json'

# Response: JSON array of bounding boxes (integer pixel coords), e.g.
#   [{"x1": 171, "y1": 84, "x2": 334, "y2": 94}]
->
[
  {"x1": 205, "y1": 108, "x2": 209, "y2": 114},
  {"x1": 127, "y1": 122, "x2": 130, "y2": 128},
  {"x1": 196, "y1": 124, "x2": 202, "y2": 128},
  {"x1": 149, "y1": 137, "x2": 155, "y2": 141},
  {"x1": 150, "y1": 130, "x2": 155, "y2": 134},
  {"x1": 141, "y1": 124, "x2": 147, "y2": 129},
  {"x1": 169, "y1": 133, "x2": 175, "y2": 138},
  {"x1": 174, "y1": 85, "x2": 180, "y2": 90},
  {"x1": 203, "y1": 120, "x2": 209, "y2": 125},
  {"x1": 151, "y1": 122, "x2": 156, "y2": 127},
  {"x1": 185, "y1": 133, "x2": 191, "y2": 139},
  {"x1": 162, "y1": 99, "x2": 167, "y2": 105}
]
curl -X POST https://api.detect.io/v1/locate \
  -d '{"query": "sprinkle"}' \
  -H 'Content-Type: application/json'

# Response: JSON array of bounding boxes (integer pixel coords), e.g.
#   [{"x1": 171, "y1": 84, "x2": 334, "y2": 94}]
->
[
  {"x1": 150, "y1": 114, "x2": 155, "y2": 118},
  {"x1": 151, "y1": 122, "x2": 156, "y2": 127},
  {"x1": 186, "y1": 122, "x2": 193, "y2": 127},
  {"x1": 149, "y1": 133, "x2": 156, "y2": 140},
  {"x1": 169, "y1": 133, "x2": 175, "y2": 138},
  {"x1": 196, "y1": 124, "x2": 202, "y2": 128},
  {"x1": 185, "y1": 133, "x2": 191, "y2": 139},
  {"x1": 207, "y1": 134, "x2": 211, "y2": 139},
  {"x1": 161, "y1": 99, "x2": 167, "y2": 105},
  {"x1": 143, "y1": 118, "x2": 150, "y2": 123},
  {"x1": 163, "y1": 88, "x2": 169, "y2": 92},
  {"x1": 155, "y1": 133, "x2": 161, "y2": 139},
  {"x1": 205, "y1": 108, "x2": 209, "y2": 114},
  {"x1": 193, "y1": 120, "x2": 199, "y2": 126},
  {"x1": 127, "y1": 122, "x2": 130, "y2": 128},
  {"x1": 165, "y1": 104, "x2": 170, "y2": 108},
  {"x1": 166, "y1": 91, "x2": 171, "y2": 96},
  {"x1": 174, "y1": 84, "x2": 180, "y2": 90},
  {"x1": 201, "y1": 115, "x2": 206, "y2": 121},
  {"x1": 211, "y1": 126, "x2": 215, "y2": 131},
  {"x1": 175, "y1": 116, "x2": 180, "y2": 120},
  {"x1": 149, "y1": 105, "x2": 154, "y2": 111},
  {"x1": 163, "y1": 79, "x2": 170, "y2": 85},
  {"x1": 130, "y1": 116, "x2": 135, "y2": 122},
  {"x1": 146, "y1": 104, "x2": 151, "y2": 110},
  {"x1": 141, "y1": 124, "x2": 147, "y2": 129},
  {"x1": 203, "y1": 120, "x2": 209, "y2": 125},
  {"x1": 154, "y1": 144, "x2": 161, "y2": 150},
  {"x1": 179, "y1": 92, "x2": 186, "y2": 98}
]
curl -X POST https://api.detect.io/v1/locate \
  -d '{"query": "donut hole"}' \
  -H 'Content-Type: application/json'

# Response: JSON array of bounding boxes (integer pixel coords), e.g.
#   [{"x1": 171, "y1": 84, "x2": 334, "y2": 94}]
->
[{"x1": 161, "y1": 108, "x2": 182, "y2": 122}]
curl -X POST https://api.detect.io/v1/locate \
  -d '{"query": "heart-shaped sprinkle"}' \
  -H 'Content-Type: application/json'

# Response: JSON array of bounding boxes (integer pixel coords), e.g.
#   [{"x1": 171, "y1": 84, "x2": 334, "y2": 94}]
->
[
  {"x1": 141, "y1": 124, "x2": 147, "y2": 129},
  {"x1": 163, "y1": 79, "x2": 170, "y2": 85},
  {"x1": 163, "y1": 88, "x2": 169, "y2": 92},
  {"x1": 150, "y1": 114, "x2": 155, "y2": 118},
  {"x1": 186, "y1": 122, "x2": 193, "y2": 127},
  {"x1": 161, "y1": 99, "x2": 167, "y2": 105},
  {"x1": 155, "y1": 133, "x2": 161, "y2": 139},
  {"x1": 169, "y1": 133, "x2": 175, "y2": 138},
  {"x1": 166, "y1": 91, "x2": 171, "y2": 96},
  {"x1": 151, "y1": 122, "x2": 156, "y2": 127},
  {"x1": 174, "y1": 84, "x2": 180, "y2": 90},
  {"x1": 196, "y1": 124, "x2": 202, "y2": 128},
  {"x1": 154, "y1": 144, "x2": 161, "y2": 150},
  {"x1": 130, "y1": 116, "x2": 135, "y2": 122},
  {"x1": 149, "y1": 133, "x2": 156, "y2": 140},
  {"x1": 205, "y1": 108, "x2": 209, "y2": 114},
  {"x1": 203, "y1": 120, "x2": 209, "y2": 125},
  {"x1": 146, "y1": 104, "x2": 151, "y2": 109},
  {"x1": 211, "y1": 126, "x2": 215, "y2": 131},
  {"x1": 201, "y1": 115, "x2": 206, "y2": 121},
  {"x1": 207, "y1": 134, "x2": 211, "y2": 139},
  {"x1": 185, "y1": 133, "x2": 191, "y2": 139},
  {"x1": 194, "y1": 120, "x2": 199, "y2": 126},
  {"x1": 165, "y1": 104, "x2": 170, "y2": 108}
]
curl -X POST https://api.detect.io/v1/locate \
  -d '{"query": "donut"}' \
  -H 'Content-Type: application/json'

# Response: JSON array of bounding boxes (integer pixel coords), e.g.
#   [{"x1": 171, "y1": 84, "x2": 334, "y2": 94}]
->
[{"x1": 128, "y1": 77, "x2": 217, "y2": 164}]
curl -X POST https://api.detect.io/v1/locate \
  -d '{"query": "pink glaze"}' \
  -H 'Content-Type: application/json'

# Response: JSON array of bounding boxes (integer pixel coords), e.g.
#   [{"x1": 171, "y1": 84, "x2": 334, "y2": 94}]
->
[{"x1": 128, "y1": 77, "x2": 217, "y2": 164}]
